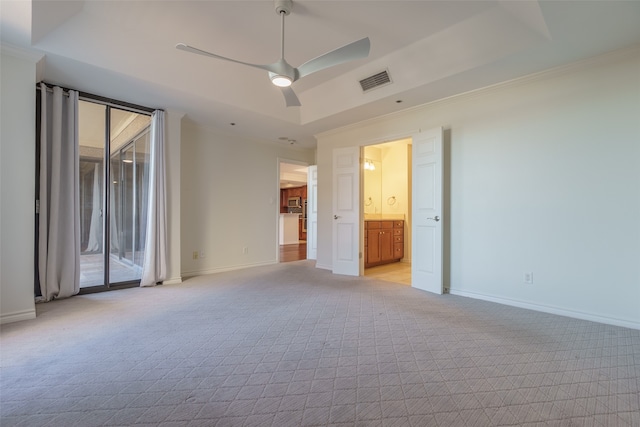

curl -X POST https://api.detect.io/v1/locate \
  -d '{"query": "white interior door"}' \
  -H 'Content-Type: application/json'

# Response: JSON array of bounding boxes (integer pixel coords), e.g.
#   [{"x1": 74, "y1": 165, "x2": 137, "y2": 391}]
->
[
  {"x1": 307, "y1": 165, "x2": 318, "y2": 260},
  {"x1": 332, "y1": 147, "x2": 360, "y2": 276},
  {"x1": 412, "y1": 127, "x2": 443, "y2": 294}
]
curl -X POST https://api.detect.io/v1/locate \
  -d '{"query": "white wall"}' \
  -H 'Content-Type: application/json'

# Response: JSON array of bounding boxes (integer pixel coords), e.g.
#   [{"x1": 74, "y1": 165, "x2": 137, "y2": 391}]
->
[
  {"x1": 180, "y1": 121, "x2": 314, "y2": 276},
  {"x1": 380, "y1": 141, "x2": 410, "y2": 219},
  {"x1": 164, "y1": 110, "x2": 184, "y2": 285},
  {"x1": 316, "y1": 49, "x2": 640, "y2": 329},
  {"x1": 0, "y1": 47, "x2": 40, "y2": 324}
]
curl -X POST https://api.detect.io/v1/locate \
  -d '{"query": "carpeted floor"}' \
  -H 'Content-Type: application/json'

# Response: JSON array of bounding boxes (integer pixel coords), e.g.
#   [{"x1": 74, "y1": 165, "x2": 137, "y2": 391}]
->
[{"x1": 1, "y1": 260, "x2": 638, "y2": 426}]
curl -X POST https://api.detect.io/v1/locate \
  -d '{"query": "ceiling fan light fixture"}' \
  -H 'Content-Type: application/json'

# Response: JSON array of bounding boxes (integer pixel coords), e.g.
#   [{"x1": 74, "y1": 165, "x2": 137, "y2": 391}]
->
[
  {"x1": 176, "y1": 0, "x2": 370, "y2": 107},
  {"x1": 271, "y1": 75, "x2": 293, "y2": 87}
]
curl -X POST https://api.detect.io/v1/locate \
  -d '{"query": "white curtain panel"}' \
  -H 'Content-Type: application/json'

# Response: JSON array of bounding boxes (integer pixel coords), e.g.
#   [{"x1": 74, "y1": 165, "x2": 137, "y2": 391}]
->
[
  {"x1": 85, "y1": 163, "x2": 102, "y2": 252},
  {"x1": 38, "y1": 84, "x2": 80, "y2": 301},
  {"x1": 109, "y1": 176, "x2": 119, "y2": 252},
  {"x1": 140, "y1": 110, "x2": 168, "y2": 287}
]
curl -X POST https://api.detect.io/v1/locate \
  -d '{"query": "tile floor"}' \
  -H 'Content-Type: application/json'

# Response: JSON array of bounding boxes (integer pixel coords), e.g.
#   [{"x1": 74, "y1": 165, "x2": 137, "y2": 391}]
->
[{"x1": 364, "y1": 262, "x2": 411, "y2": 286}]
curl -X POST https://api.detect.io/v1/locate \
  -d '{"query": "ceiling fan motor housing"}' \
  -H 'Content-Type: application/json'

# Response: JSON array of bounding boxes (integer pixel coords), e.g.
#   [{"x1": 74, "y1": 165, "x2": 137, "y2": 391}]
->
[
  {"x1": 268, "y1": 58, "x2": 298, "y2": 86},
  {"x1": 275, "y1": 0, "x2": 292, "y2": 15}
]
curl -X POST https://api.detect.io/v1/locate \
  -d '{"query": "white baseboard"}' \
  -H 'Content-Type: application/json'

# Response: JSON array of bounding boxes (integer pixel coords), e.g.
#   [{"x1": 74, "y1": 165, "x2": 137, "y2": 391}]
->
[
  {"x1": 450, "y1": 288, "x2": 640, "y2": 330},
  {"x1": 162, "y1": 277, "x2": 183, "y2": 285},
  {"x1": 316, "y1": 261, "x2": 410, "y2": 271},
  {"x1": 315, "y1": 263, "x2": 332, "y2": 271},
  {"x1": 182, "y1": 260, "x2": 277, "y2": 278},
  {"x1": 0, "y1": 308, "x2": 36, "y2": 325}
]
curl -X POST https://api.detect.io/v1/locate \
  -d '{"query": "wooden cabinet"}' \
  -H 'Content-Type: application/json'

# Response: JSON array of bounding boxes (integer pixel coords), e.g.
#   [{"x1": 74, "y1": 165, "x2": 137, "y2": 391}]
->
[
  {"x1": 298, "y1": 218, "x2": 305, "y2": 241},
  {"x1": 280, "y1": 185, "x2": 308, "y2": 240},
  {"x1": 365, "y1": 220, "x2": 404, "y2": 268},
  {"x1": 280, "y1": 189, "x2": 288, "y2": 212},
  {"x1": 280, "y1": 185, "x2": 308, "y2": 213}
]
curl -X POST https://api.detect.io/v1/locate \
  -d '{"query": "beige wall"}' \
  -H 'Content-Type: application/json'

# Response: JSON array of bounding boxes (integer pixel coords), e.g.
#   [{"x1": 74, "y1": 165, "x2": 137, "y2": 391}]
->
[
  {"x1": 164, "y1": 110, "x2": 184, "y2": 284},
  {"x1": 0, "y1": 47, "x2": 40, "y2": 323},
  {"x1": 316, "y1": 49, "x2": 640, "y2": 329},
  {"x1": 180, "y1": 121, "x2": 315, "y2": 277},
  {"x1": 363, "y1": 146, "x2": 382, "y2": 215}
]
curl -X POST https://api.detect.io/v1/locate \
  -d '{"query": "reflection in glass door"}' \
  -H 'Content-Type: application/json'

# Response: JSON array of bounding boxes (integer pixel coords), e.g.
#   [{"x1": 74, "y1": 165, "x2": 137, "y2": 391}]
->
[
  {"x1": 78, "y1": 100, "x2": 151, "y2": 289},
  {"x1": 109, "y1": 131, "x2": 150, "y2": 283},
  {"x1": 79, "y1": 101, "x2": 106, "y2": 288}
]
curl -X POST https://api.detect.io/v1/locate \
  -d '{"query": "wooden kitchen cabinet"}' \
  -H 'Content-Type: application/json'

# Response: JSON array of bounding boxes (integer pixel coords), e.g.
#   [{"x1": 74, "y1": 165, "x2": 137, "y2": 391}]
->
[
  {"x1": 286, "y1": 186, "x2": 306, "y2": 199},
  {"x1": 365, "y1": 220, "x2": 404, "y2": 268},
  {"x1": 298, "y1": 218, "x2": 306, "y2": 241},
  {"x1": 280, "y1": 185, "x2": 308, "y2": 239},
  {"x1": 280, "y1": 189, "x2": 288, "y2": 212},
  {"x1": 280, "y1": 185, "x2": 308, "y2": 213}
]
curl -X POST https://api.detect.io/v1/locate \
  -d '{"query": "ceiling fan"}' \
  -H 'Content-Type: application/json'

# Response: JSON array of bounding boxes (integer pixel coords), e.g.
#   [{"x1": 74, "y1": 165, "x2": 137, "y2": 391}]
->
[{"x1": 176, "y1": 0, "x2": 370, "y2": 107}]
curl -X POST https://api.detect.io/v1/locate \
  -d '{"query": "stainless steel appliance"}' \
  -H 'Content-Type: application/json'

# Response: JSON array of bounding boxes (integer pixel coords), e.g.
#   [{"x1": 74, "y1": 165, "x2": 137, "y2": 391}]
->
[
  {"x1": 287, "y1": 196, "x2": 301, "y2": 208},
  {"x1": 302, "y1": 198, "x2": 307, "y2": 232}
]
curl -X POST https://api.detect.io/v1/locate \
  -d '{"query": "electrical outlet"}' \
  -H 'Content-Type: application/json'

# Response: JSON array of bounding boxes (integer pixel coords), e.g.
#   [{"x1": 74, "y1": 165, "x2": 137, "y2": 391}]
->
[
  {"x1": 242, "y1": 247, "x2": 248, "y2": 255},
  {"x1": 524, "y1": 272, "x2": 533, "y2": 284},
  {"x1": 199, "y1": 250, "x2": 206, "y2": 259},
  {"x1": 192, "y1": 251, "x2": 199, "y2": 260}
]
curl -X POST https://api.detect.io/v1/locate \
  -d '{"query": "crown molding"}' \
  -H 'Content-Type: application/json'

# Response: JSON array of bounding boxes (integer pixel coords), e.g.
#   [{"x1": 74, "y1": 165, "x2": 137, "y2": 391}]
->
[{"x1": 0, "y1": 43, "x2": 44, "y2": 63}]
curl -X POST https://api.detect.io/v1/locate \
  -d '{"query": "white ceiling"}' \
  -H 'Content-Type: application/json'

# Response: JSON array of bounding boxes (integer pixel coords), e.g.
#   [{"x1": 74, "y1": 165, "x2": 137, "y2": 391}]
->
[
  {"x1": 280, "y1": 162, "x2": 307, "y2": 188},
  {"x1": 2, "y1": 1, "x2": 640, "y2": 148}
]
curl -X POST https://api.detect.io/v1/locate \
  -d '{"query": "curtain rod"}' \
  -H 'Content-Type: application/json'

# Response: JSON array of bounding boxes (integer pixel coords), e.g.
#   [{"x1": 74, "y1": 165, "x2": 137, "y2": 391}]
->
[{"x1": 36, "y1": 82, "x2": 159, "y2": 116}]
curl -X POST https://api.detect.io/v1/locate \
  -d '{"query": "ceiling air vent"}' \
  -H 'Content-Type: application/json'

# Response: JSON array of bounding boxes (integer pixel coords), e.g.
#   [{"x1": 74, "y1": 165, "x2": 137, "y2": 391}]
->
[{"x1": 359, "y1": 70, "x2": 392, "y2": 92}]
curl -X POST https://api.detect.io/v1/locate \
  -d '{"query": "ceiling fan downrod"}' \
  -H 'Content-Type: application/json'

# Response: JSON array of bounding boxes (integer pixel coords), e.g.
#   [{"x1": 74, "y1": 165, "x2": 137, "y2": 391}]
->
[
  {"x1": 269, "y1": 0, "x2": 295, "y2": 87},
  {"x1": 275, "y1": 0, "x2": 291, "y2": 60}
]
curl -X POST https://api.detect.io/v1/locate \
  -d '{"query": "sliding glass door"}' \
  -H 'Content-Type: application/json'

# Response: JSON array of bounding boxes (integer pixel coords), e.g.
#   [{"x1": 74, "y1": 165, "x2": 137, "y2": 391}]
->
[
  {"x1": 109, "y1": 130, "x2": 150, "y2": 283},
  {"x1": 78, "y1": 100, "x2": 151, "y2": 289},
  {"x1": 79, "y1": 101, "x2": 106, "y2": 288}
]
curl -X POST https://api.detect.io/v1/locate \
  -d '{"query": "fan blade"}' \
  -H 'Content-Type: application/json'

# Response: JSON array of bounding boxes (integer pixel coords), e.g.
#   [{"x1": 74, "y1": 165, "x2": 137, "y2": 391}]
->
[
  {"x1": 296, "y1": 37, "x2": 370, "y2": 79},
  {"x1": 176, "y1": 43, "x2": 278, "y2": 73},
  {"x1": 281, "y1": 87, "x2": 301, "y2": 107}
]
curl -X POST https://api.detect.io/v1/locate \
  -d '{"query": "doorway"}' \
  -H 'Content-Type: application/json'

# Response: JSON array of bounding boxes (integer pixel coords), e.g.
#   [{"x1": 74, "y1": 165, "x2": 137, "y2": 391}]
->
[
  {"x1": 362, "y1": 138, "x2": 412, "y2": 285},
  {"x1": 77, "y1": 100, "x2": 152, "y2": 289},
  {"x1": 278, "y1": 161, "x2": 308, "y2": 262},
  {"x1": 331, "y1": 127, "x2": 443, "y2": 293}
]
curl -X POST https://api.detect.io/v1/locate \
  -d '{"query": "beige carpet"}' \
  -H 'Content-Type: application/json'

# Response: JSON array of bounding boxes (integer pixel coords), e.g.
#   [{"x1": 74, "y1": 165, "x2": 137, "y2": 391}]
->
[{"x1": 1, "y1": 260, "x2": 638, "y2": 426}]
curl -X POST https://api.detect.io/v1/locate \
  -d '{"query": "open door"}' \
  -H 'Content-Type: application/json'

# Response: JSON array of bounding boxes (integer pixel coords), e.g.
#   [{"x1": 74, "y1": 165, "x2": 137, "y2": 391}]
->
[
  {"x1": 307, "y1": 165, "x2": 318, "y2": 260},
  {"x1": 412, "y1": 127, "x2": 444, "y2": 294},
  {"x1": 332, "y1": 147, "x2": 360, "y2": 276}
]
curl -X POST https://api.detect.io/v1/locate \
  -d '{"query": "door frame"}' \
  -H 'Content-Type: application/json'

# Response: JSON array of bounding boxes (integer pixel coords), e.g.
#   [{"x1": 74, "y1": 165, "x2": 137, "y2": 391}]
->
[
  {"x1": 276, "y1": 158, "x2": 309, "y2": 262},
  {"x1": 359, "y1": 135, "x2": 414, "y2": 276},
  {"x1": 307, "y1": 165, "x2": 318, "y2": 260},
  {"x1": 332, "y1": 128, "x2": 445, "y2": 293}
]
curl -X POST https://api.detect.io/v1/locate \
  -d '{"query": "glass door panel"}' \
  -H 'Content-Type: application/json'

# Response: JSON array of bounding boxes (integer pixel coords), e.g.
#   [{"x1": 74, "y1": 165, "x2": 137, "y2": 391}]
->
[
  {"x1": 79, "y1": 101, "x2": 106, "y2": 288},
  {"x1": 78, "y1": 100, "x2": 151, "y2": 289},
  {"x1": 109, "y1": 109, "x2": 151, "y2": 284},
  {"x1": 122, "y1": 145, "x2": 135, "y2": 266},
  {"x1": 134, "y1": 132, "x2": 150, "y2": 268}
]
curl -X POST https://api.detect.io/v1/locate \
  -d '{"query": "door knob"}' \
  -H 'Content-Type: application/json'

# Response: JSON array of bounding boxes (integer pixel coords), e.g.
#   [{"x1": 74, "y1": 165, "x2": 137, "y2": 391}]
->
[
  {"x1": 334, "y1": 215, "x2": 341, "y2": 220},
  {"x1": 427, "y1": 215, "x2": 440, "y2": 222}
]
